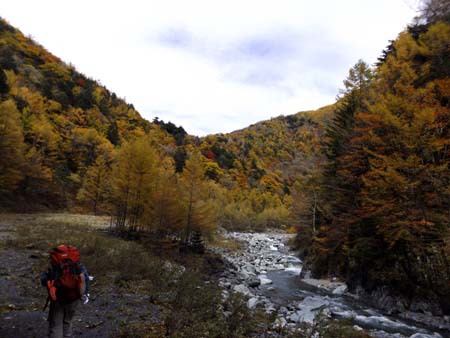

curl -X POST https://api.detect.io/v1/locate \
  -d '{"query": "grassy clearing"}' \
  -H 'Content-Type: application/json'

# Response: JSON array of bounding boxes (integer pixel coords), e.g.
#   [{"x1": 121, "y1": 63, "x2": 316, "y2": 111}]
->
[
  {"x1": 2, "y1": 213, "x2": 170, "y2": 288},
  {"x1": 0, "y1": 212, "x2": 110, "y2": 229},
  {"x1": 0, "y1": 213, "x2": 275, "y2": 338}
]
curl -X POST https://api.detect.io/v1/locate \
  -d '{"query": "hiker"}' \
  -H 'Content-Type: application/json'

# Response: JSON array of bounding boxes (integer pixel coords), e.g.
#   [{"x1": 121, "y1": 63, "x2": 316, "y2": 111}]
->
[{"x1": 40, "y1": 244, "x2": 90, "y2": 338}]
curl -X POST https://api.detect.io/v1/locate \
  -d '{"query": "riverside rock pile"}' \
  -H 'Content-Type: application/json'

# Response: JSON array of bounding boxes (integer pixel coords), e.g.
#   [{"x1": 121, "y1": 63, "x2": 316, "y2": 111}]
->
[
  {"x1": 214, "y1": 232, "x2": 339, "y2": 329},
  {"x1": 213, "y1": 232, "x2": 447, "y2": 338}
]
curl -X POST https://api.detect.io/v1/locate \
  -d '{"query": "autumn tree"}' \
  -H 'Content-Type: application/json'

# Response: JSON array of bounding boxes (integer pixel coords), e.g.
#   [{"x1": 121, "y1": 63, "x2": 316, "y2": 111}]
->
[
  {"x1": 144, "y1": 157, "x2": 184, "y2": 237},
  {"x1": 219, "y1": 187, "x2": 289, "y2": 231},
  {"x1": 112, "y1": 137, "x2": 158, "y2": 233},
  {"x1": 69, "y1": 127, "x2": 112, "y2": 173},
  {"x1": 77, "y1": 155, "x2": 112, "y2": 215},
  {"x1": 0, "y1": 100, "x2": 24, "y2": 193},
  {"x1": 180, "y1": 151, "x2": 217, "y2": 247},
  {"x1": 23, "y1": 119, "x2": 60, "y2": 192},
  {"x1": 301, "y1": 22, "x2": 450, "y2": 311},
  {"x1": 347, "y1": 26, "x2": 450, "y2": 301}
]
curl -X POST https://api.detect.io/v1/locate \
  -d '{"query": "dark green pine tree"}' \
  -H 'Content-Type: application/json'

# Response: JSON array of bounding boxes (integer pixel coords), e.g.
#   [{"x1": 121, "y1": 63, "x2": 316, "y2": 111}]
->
[
  {"x1": 325, "y1": 60, "x2": 372, "y2": 177},
  {"x1": 323, "y1": 60, "x2": 372, "y2": 217},
  {"x1": 0, "y1": 68, "x2": 9, "y2": 95},
  {"x1": 311, "y1": 60, "x2": 373, "y2": 277},
  {"x1": 106, "y1": 121, "x2": 120, "y2": 146}
]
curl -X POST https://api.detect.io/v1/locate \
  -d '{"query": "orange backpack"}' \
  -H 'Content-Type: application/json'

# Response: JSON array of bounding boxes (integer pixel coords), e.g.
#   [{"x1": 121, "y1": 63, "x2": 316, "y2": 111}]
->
[{"x1": 47, "y1": 245, "x2": 82, "y2": 302}]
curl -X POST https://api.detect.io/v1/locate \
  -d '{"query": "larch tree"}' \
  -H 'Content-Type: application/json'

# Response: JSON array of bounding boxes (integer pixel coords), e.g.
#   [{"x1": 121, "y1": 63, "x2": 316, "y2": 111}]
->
[
  {"x1": 77, "y1": 155, "x2": 112, "y2": 215},
  {"x1": 112, "y1": 137, "x2": 158, "y2": 233},
  {"x1": 145, "y1": 157, "x2": 185, "y2": 237},
  {"x1": 180, "y1": 151, "x2": 217, "y2": 246},
  {"x1": 0, "y1": 100, "x2": 25, "y2": 193},
  {"x1": 22, "y1": 116, "x2": 59, "y2": 192}
]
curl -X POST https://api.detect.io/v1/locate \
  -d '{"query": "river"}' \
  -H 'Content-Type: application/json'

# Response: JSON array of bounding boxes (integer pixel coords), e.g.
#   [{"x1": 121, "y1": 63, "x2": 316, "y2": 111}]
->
[{"x1": 215, "y1": 232, "x2": 450, "y2": 338}]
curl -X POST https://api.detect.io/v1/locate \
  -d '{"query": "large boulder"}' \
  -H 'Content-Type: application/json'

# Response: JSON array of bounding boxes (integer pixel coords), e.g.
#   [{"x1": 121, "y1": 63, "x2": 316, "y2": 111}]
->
[
  {"x1": 247, "y1": 276, "x2": 261, "y2": 288},
  {"x1": 233, "y1": 284, "x2": 251, "y2": 295},
  {"x1": 259, "y1": 275, "x2": 273, "y2": 285},
  {"x1": 247, "y1": 297, "x2": 259, "y2": 309},
  {"x1": 332, "y1": 284, "x2": 348, "y2": 295}
]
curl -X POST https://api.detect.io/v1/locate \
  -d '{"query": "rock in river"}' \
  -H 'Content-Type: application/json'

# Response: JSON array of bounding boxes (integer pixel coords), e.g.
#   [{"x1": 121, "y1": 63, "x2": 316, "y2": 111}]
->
[
  {"x1": 259, "y1": 274, "x2": 273, "y2": 285},
  {"x1": 233, "y1": 284, "x2": 251, "y2": 296}
]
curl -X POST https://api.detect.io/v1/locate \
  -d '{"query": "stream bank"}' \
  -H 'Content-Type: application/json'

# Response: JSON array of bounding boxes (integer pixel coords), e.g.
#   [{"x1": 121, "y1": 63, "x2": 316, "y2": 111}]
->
[{"x1": 213, "y1": 232, "x2": 450, "y2": 338}]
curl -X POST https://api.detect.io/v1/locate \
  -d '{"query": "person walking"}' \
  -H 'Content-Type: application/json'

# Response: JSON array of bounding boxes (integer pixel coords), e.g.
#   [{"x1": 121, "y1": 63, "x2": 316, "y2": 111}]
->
[{"x1": 41, "y1": 244, "x2": 89, "y2": 338}]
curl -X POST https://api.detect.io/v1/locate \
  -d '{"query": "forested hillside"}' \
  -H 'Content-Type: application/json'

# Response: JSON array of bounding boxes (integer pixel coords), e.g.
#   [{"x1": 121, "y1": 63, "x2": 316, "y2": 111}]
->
[
  {"x1": 295, "y1": 3, "x2": 450, "y2": 313},
  {"x1": 0, "y1": 16, "x2": 326, "y2": 251},
  {"x1": 0, "y1": 16, "x2": 329, "y2": 234},
  {"x1": 0, "y1": 18, "x2": 182, "y2": 210},
  {"x1": 193, "y1": 105, "x2": 334, "y2": 230}
]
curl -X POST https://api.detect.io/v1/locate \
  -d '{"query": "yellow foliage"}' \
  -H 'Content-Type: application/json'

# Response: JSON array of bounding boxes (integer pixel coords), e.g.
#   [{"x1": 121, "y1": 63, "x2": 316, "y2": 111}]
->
[
  {"x1": 112, "y1": 137, "x2": 159, "y2": 230},
  {"x1": 0, "y1": 100, "x2": 25, "y2": 192},
  {"x1": 180, "y1": 152, "x2": 217, "y2": 240}
]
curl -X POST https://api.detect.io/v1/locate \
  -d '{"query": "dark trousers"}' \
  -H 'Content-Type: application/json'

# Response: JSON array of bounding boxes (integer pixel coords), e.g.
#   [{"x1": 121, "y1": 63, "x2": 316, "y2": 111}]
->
[{"x1": 48, "y1": 300, "x2": 79, "y2": 338}]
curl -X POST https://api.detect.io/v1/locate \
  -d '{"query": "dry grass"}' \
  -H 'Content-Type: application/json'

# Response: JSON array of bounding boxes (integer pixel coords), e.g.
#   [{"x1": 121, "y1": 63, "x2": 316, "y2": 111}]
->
[
  {"x1": 0, "y1": 212, "x2": 110, "y2": 228},
  {"x1": 0, "y1": 213, "x2": 173, "y2": 290},
  {"x1": 209, "y1": 235, "x2": 243, "y2": 252},
  {"x1": 0, "y1": 213, "x2": 110, "y2": 244}
]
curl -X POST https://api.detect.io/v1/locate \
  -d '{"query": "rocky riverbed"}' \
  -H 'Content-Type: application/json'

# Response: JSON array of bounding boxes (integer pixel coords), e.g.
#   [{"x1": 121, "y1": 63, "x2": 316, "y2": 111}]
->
[{"x1": 213, "y1": 232, "x2": 450, "y2": 338}]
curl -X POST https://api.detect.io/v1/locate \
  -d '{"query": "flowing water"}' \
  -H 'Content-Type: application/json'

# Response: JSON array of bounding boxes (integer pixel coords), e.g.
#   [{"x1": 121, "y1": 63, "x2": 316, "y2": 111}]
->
[{"x1": 216, "y1": 232, "x2": 450, "y2": 338}]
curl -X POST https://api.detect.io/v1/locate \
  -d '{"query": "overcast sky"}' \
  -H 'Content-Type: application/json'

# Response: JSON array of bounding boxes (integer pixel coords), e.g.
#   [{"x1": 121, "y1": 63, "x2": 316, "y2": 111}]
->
[{"x1": 2, "y1": 1, "x2": 418, "y2": 135}]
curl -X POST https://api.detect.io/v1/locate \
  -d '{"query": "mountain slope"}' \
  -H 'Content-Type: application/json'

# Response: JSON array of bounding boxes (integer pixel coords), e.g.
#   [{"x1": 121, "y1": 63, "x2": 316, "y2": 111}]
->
[
  {"x1": 0, "y1": 16, "x2": 330, "y2": 232},
  {"x1": 0, "y1": 17, "x2": 177, "y2": 209},
  {"x1": 197, "y1": 105, "x2": 333, "y2": 194}
]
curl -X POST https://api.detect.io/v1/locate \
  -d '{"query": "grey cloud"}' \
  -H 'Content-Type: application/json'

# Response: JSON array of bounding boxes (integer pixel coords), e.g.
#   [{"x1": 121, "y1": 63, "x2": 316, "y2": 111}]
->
[
  {"x1": 153, "y1": 26, "x2": 352, "y2": 96},
  {"x1": 158, "y1": 28, "x2": 192, "y2": 48}
]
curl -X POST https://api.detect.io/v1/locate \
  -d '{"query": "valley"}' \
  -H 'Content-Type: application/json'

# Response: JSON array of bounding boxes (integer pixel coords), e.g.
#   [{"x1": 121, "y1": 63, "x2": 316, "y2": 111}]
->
[{"x1": 1, "y1": 1, "x2": 450, "y2": 337}]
